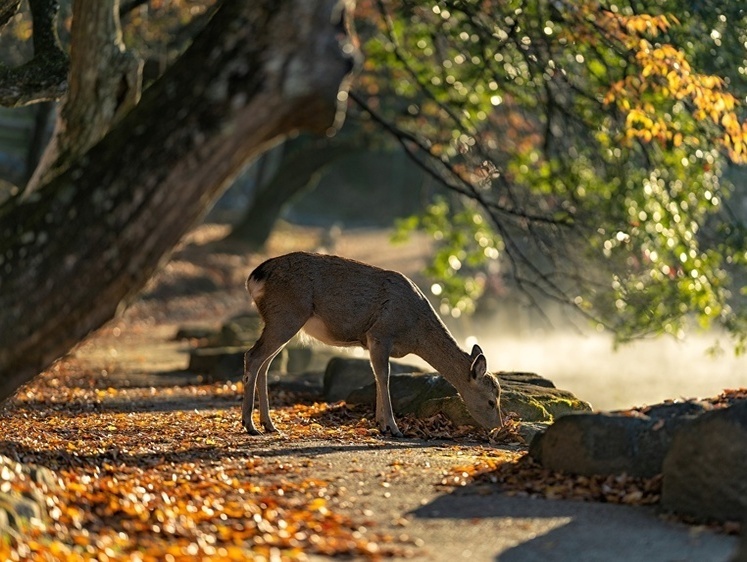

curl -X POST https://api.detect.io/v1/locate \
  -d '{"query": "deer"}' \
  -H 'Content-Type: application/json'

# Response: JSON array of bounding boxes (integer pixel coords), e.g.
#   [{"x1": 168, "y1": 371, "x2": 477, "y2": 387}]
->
[{"x1": 241, "y1": 252, "x2": 503, "y2": 437}]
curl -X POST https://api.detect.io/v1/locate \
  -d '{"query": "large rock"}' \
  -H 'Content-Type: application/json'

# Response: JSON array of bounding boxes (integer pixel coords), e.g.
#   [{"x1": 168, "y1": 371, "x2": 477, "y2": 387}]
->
[
  {"x1": 529, "y1": 401, "x2": 707, "y2": 478},
  {"x1": 346, "y1": 370, "x2": 590, "y2": 426},
  {"x1": 218, "y1": 314, "x2": 264, "y2": 346},
  {"x1": 176, "y1": 314, "x2": 264, "y2": 346},
  {"x1": 187, "y1": 343, "x2": 336, "y2": 381},
  {"x1": 500, "y1": 372, "x2": 591, "y2": 421},
  {"x1": 661, "y1": 401, "x2": 747, "y2": 522},
  {"x1": 323, "y1": 357, "x2": 424, "y2": 402},
  {"x1": 187, "y1": 346, "x2": 247, "y2": 379}
]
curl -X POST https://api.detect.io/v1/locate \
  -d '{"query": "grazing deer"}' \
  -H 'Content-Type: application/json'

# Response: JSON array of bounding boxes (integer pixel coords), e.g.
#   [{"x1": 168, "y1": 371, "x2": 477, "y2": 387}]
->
[{"x1": 242, "y1": 252, "x2": 502, "y2": 437}]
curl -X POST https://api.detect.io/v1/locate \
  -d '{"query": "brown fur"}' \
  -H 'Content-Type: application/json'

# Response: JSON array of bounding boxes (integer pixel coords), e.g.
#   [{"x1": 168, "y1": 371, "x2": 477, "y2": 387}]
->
[{"x1": 242, "y1": 252, "x2": 502, "y2": 436}]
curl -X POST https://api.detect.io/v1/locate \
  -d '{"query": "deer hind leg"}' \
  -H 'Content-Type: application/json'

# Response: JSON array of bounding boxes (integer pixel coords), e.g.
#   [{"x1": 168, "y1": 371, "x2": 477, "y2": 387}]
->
[
  {"x1": 242, "y1": 323, "x2": 302, "y2": 435},
  {"x1": 256, "y1": 349, "x2": 281, "y2": 432},
  {"x1": 367, "y1": 337, "x2": 403, "y2": 438}
]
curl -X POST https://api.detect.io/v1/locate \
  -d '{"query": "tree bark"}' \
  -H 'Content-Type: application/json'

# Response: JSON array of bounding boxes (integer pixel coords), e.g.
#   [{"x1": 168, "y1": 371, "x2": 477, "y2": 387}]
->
[
  {"x1": 23, "y1": 100, "x2": 53, "y2": 182},
  {"x1": 25, "y1": 0, "x2": 143, "y2": 192},
  {"x1": 0, "y1": 0, "x2": 357, "y2": 402},
  {"x1": 0, "y1": 0, "x2": 21, "y2": 32}
]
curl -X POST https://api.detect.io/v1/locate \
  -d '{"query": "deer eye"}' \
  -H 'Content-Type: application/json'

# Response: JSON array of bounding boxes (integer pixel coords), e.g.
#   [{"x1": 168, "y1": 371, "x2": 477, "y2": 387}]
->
[{"x1": 488, "y1": 400, "x2": 496, "y2": 408}]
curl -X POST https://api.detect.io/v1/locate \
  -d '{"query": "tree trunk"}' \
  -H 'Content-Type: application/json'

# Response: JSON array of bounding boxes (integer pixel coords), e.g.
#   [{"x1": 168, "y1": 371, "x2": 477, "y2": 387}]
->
[
  {"x1": 0, "y1": 0, "x2": 357, "y2": 402},
  {"x1": 0, "y1": 0, "x2": 21, "y2": 30},
  {"x1": 25, "y1": 0, "x2": 143, "y2": 192},
  {"x1": 229, "y1": 137, "x2": 357, "y2": 249}
]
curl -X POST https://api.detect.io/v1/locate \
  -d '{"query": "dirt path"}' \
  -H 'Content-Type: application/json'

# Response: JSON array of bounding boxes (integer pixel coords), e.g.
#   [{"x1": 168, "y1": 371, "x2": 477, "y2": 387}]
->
[{"x1": 0, "y1": 224, "x2": 738, "y2": 560}]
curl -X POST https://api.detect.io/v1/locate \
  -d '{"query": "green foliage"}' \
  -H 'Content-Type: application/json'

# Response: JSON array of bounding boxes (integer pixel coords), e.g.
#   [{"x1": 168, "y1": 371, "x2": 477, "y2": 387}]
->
[
  {"x1": 357, "y1": 0, "x2": 747, "y2": 350},
  {"x1": 393, "y1": 198, "x2": 502, "y2": 316}
]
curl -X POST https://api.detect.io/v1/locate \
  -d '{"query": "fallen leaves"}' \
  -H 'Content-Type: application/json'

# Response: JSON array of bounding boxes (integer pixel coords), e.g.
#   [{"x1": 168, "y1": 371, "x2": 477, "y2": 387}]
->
[
  {"x1": 1, "y1": 347, "x2": 519, "y2": 561},
  {"x1": 441, "y1": 449, "x2": 663, "y2": 507},
  {"x1": 485, "y1": 454, "x2": 662, "y2": 506},
  {"x1": 4, "y1": 339, "x2": 743, "y2": 560},
  {"x1": 441, "y1": 389, "x2": 747, "y2": 536},
  {"x1": 0, "y1": 358, "x2": 412, "y2": 561}
]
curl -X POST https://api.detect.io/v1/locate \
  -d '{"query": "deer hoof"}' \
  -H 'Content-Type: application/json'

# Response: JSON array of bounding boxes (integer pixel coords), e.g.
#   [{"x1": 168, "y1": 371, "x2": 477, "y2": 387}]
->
[
  {"x1": 379, "y1": 424, "x2": 404, "y2": 438},
  {"x1": 242, "y1": 419, "x2": 262, "y2": 436},
  {"x1": 262, "y1": 421, "x2": 279, "y2": 433}
]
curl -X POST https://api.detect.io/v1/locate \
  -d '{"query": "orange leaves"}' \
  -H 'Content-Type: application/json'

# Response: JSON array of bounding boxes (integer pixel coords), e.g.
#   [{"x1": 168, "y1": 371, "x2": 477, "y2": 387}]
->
[
  {"x1": 616, "y1": 13, "x2": 678, "y2": 38},
  {"x1": 598, "y1": 14, "x2": 747, "y2": 163},
  {"x1": 3, "y1": 346, "x2": 512, "y2": 561},
  {"x1": 447, "y1": 453, "x2": 663, "y2": 507},
  {"x1": 0, "y1": 366, "x2": 406, "y2": 560}
]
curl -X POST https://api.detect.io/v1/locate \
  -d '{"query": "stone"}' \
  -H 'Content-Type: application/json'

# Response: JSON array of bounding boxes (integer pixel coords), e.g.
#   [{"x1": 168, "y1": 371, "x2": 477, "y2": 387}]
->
[
  {"x1": 187, "y1": 346, "x2": 246, "y2": 379},
  {"x1": 499, "y1": 372, "x2": 591, "y2": 422},
  {"x1": 530, "y1": 413, "x2": 688, "y2": 478},
  {"x1": 323, "y1": 357, "x2": 424, "y2": 402},
  {"x1": 267, "y1": 370, "x2": 325, "y2": 394},
  {"x1": 346, "y1": 370, "x2": 590, "y2": 426},
  {"x1": 218, "y1": 314, "x2": 264, "y2": 346},
  {"x1": 529, "y1": 401, "x2": 710, "y2": 478},
  {"x1": 499, "y1": 371, "x2": 556, "y2": 389},
  {"x1": 516, "y1": 421, "x2": 552, "y2": 444},
  {"x1": 661, "y1": 401, "x2": 747, "y2": 523},
  {"x1": 174, "y1": 324, "x2": 219, "y2": 340},
  {"x1": 417, "y1": 396, "x2": 474, "y2": 426},
  {"x1": 642, "y1": 401, "x2": 708, "y2": 419},
  {"x1": 187, "y1": 346, "x2": 290, "y2": 380},
  {"x1": 345, "y1": 372, "x2": 454, "y2": 410}
]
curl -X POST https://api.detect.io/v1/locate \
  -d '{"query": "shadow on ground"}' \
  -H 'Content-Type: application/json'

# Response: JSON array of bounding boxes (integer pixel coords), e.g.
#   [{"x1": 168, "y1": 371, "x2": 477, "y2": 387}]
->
[{"x1": 412, "y1": 480, "x2": 737, "y2": 562}]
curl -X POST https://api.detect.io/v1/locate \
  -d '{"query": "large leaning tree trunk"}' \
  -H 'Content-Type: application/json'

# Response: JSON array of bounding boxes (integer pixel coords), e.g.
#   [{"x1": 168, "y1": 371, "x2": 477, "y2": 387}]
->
[{"x1": 0, "y1": 0, "x2": 357, "y2": 402}]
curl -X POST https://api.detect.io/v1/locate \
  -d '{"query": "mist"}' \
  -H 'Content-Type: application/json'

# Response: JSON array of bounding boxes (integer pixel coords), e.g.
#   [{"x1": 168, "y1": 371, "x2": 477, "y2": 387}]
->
[{"x1": 477, "y1": 332, "x2": 744, "y2": 411}]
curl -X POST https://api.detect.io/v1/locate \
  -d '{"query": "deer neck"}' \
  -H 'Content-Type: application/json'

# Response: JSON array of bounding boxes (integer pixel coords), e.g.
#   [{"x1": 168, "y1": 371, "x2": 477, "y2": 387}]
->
[{"x1": 415, "y1": 325, "x2": 472, "y2": 391}]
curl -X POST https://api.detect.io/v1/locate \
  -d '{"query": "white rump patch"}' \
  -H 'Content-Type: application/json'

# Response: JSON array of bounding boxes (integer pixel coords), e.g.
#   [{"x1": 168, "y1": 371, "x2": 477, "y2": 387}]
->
[{"x1": 247, "y1": 277, "x2": 265, "y2": 302}]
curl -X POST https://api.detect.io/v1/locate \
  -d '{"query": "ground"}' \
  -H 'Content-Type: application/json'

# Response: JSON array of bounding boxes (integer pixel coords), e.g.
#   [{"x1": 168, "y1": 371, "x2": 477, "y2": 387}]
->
[{"x1": 0, "y1": 223, "x2": 739, "y2": 561}]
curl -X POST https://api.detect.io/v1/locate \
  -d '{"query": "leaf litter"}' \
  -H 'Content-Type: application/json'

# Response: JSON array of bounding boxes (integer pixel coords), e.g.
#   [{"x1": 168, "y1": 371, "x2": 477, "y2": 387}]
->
[
  {"x1": 0, "y1": 347, "x2": 523, "y2": 561},
  {"x1": 2, "y1": 337, "x2": 744, "y2": 558}
]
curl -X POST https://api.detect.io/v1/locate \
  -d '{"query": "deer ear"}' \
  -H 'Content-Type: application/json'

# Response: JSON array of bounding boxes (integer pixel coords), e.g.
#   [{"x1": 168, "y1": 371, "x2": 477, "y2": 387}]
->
[
  {"x1": 470, "y1": 353, "x2": 487, "y2": 380},
  {"x1": 470, "y1": 344, "x2": 484, "y2": 360}
]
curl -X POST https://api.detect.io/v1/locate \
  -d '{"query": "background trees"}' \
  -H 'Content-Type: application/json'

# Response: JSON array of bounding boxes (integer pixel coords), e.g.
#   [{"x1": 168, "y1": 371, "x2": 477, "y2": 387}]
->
[
  {"x1": 352, "y1": 0, "x2": 747, "y2": 349},
  {"x1": 0, "y1": 0, "x2": 745, "y2": 401}
]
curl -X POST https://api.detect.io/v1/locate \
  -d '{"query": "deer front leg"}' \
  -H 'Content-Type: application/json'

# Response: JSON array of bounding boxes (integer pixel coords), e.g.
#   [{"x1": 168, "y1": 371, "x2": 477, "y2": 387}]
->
[{"x1": 368, "y1": 339, "x2": 403, "y2": 438}]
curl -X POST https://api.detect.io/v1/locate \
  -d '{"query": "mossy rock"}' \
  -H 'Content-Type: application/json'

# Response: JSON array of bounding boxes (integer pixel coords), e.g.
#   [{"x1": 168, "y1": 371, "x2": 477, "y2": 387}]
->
[
  {"x1": 218, "y1": 314, "x2": 264, "y2": 346},
  {"x1": 346, "y1": 371, "x2": 591, "y2": 427},
  {"x1": 501, "y1": 385, "x2": 591, "y2": 422}
]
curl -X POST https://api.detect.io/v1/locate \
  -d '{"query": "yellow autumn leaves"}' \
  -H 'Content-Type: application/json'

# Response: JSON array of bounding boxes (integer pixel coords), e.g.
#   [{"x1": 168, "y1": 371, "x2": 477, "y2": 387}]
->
[{"x1": 601, "y1": 12, "x2": 747, "y2": 162}]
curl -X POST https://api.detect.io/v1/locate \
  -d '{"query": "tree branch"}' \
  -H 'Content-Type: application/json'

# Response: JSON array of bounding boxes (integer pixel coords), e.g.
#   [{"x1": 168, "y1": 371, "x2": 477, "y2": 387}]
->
[
  {"x1": 25, "y1": 0, "x2": 143, "y2": 192},
  {"x1": 0, "y1": 0, "x2": 20, "y2": 31}
]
